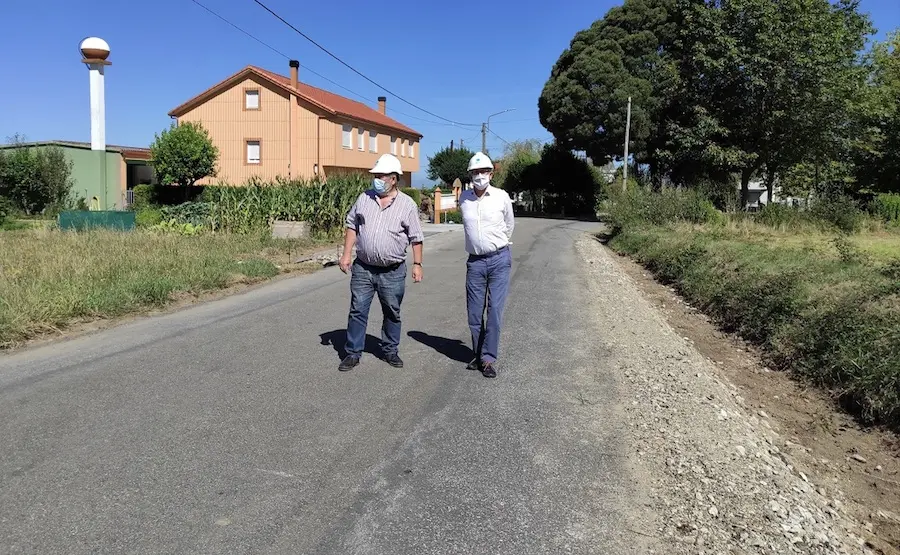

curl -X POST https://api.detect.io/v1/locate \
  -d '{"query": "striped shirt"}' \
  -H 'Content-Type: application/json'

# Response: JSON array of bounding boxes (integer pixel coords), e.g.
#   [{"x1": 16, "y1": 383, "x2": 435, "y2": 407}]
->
[{"x1": 346, "y1": 190, "x2": 424, "y2": 267}]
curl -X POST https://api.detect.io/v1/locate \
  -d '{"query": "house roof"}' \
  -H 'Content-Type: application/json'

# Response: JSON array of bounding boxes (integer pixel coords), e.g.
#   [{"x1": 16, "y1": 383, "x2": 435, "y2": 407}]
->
[
  {"x1": 0, "y1": 140, "x2": 151, "y2": 160},
  {"x1": 168, "y1": 65, "x2": 422, "y2": 138}
]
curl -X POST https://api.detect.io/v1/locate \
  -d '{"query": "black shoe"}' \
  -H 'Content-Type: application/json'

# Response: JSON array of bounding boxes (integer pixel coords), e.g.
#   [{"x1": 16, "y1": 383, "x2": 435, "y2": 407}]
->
[
  {"x1": 466, "y1": 359, "x2": 483, "y2": 371},
  {"x1": 384, "y1": 353, "x2": 404, "y2": 368},
  {"x1": 338, "y1": 355, "x2": 360, "y2": 371},
  {"x1": 482, "y1": 362, "x2": 497, "y2": 378}
]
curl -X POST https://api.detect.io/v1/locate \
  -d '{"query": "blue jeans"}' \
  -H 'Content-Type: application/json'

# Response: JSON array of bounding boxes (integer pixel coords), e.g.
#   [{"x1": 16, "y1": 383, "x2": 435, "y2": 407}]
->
[
  {"x1": 466, "y1": 246, "x2": 512, "y2": 364},
  {"x1": 345, "y1": 260, "x2": 406, "y2": 358}
]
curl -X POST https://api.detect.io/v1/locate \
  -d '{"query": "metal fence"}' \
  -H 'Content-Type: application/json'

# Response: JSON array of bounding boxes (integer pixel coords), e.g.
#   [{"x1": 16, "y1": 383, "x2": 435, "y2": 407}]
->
[{"x1": 58, "y1": 211, "x2": 136, "y2": 231}]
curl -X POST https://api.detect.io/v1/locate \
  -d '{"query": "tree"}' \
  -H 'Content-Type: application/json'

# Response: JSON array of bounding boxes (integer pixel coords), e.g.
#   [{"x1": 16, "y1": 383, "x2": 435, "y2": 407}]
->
[
  {"x1": 853, "y1": 31, "x2": 900, "y2": 193},
  {"x1": 669, "y1": 0, "x2": 871, "y2": 206},
  {"x1": 0, "y1": 134, "x2": 74, "y2": 215},
  {"x1": 150, "y1": 122, "x2": 218, "y2": 196},
  {"x1": 539, "y1": 0, "x2": 677, "y2": 180},
  {"x1": 426, "y1": 146, "x2": 474, "y2": 186}
]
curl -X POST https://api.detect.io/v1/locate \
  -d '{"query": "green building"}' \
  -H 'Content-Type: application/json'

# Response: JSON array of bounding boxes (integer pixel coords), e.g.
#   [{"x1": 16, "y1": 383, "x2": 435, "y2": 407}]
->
[{"x1": 0, "y1": 140, "x2": 155, "y2": 210}]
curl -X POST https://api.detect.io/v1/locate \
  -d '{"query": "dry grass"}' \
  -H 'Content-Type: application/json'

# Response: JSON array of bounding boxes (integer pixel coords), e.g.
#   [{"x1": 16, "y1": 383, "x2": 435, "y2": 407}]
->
[
  {"x1": 610, "y1": 223, "x2": 900, "y2": 428},
  {"x1": 0, "y1": 229, "x2": 330, "y2": 348},
  {"x1": 700, "y1": 219, "x2": 900, "y2": 261}
]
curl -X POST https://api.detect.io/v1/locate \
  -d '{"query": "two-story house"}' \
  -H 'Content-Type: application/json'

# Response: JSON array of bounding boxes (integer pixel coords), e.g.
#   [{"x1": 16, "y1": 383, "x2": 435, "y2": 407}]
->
[{"x1": 168, "y1": 61, "x2": 422, "y2": 187}]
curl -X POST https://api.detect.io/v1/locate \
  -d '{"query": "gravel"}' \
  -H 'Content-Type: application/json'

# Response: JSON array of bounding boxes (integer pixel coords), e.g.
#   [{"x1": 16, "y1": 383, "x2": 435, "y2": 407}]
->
[{"x1": 576, "y1": 236, "x2": 874, "y2": 555}]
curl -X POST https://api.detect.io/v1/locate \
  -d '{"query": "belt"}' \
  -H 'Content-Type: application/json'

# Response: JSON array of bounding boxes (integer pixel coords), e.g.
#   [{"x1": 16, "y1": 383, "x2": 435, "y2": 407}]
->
[
  {"x1": 356, "y1": 259, "x2": 404, "y2": 271},
  {"x1": 468, "y1": 245, "x2": 509, "y2": 259}
]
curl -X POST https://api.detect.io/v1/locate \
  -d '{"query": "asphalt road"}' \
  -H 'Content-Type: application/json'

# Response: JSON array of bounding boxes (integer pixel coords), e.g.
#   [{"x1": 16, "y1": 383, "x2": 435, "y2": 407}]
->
[{"x1": 0, "y1": 218, "x2": 636, "y2": 554}]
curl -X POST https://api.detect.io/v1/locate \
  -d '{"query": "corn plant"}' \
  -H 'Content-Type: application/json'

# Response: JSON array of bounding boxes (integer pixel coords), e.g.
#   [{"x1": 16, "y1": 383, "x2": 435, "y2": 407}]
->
[{"x1": 203, "y1": 175, "x2": 367, "y2": 237}]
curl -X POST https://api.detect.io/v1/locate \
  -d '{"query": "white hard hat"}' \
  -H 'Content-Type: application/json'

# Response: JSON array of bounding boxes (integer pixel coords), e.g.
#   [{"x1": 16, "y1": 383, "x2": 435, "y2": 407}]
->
[
  {"x1": 468, "y1": 151, "x2": 494, "y2": 171},
  {"x1": 370, "y1": 154, "x2": 403, "y2": 175}
]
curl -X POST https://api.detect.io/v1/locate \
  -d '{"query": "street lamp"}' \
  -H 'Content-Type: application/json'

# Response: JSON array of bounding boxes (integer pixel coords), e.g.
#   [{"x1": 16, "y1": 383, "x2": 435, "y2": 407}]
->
[
  {"x1": 482, "y1": 108, "x2": 516, "y2": 154},
  {"x1": 80, "y1": 37, "x2": 111, "y2": 210}
]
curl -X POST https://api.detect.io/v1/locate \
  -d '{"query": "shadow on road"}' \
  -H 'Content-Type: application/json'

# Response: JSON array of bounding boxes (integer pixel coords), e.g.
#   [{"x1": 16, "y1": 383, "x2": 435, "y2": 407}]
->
[
  {"x1": 319, "y1": 329, "x2": 383, "y2": 360},
  {"x1": 407, "y1": 331, "x2": 473, "y2": 363}
]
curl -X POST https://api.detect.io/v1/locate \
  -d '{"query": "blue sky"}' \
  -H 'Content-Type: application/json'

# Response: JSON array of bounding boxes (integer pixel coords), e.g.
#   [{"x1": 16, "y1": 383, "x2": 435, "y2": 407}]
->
[{"x1": 2, "y1": 0, "x2": 897, "y2": 187}]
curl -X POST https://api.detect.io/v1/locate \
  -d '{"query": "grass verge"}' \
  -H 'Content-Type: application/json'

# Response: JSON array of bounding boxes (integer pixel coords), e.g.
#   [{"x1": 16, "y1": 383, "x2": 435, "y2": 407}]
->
[
  {"x1": 608, "y1": 222, "x2": 900, "y2": 429},
  {"x1": 0, "y1": 229, "x2": 332, "y2": 348}
]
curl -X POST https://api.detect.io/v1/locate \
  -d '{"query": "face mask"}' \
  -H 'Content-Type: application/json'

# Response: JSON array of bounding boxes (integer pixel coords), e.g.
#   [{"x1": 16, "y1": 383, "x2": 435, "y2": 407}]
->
[
  {"x1": 372, "y1": 178, "x2": 391, "y2": 196},
  {"x1": 472, "y1": 174, "x2": 490, "y2": 190}
]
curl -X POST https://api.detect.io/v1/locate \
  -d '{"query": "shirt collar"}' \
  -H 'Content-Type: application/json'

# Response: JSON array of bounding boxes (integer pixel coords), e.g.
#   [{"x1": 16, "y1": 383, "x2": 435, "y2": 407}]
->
[
  {"x1": 467, "y1": 185, "x2": 493, "y2": 197},
  {"x1": 367, "y1": 189, "x2": 399, "y2": 208}
]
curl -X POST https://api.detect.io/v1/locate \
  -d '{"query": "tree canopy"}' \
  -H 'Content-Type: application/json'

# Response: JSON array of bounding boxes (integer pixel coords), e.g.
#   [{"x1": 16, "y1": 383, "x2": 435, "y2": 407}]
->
[
  {"x1": 539, "y1": 0, "x2": 894, "y2": 204},
  {"x1": 426, "y1": 146, "x2": 474, "y2": 186},
  {"x1": 150, "y1": 122, "x2": 218, "y2": 189},
  {"x1": 0, "y1": 135, "x2": 75, "y2": 215}
]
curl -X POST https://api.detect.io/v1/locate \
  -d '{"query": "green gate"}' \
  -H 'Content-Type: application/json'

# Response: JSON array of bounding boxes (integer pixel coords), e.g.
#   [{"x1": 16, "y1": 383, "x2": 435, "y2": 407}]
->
[{"x1": 58, "y1": 211, "x2": 136, "y2": 231}]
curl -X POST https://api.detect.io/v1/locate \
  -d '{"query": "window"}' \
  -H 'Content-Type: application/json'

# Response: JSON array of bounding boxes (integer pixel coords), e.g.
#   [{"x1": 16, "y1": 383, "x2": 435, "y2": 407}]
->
[
  {"x1": 390, "y1": 136, "x2": 397, "y2": 155},
  {"x1": 342, "y1": 124, "x2": 352, "y2": 149},
  {"x1": 401, "y1": 140, "x2": 407, "y2": 157},
  {"x1": 369, "y1": 132, "x2": 378, "y2": 152},
  {"x1": 244, "y1": 89, "x2": 260, "y2": 110},
  {"x1": 358, "y1": 129, "x2": 365, "y2": 151},
  {"x1": 246, "y1": 140, "x2": 261, "y2": 164},
  {"x1": 410, "y1": 142, "x2": 415, "y2": 158}
]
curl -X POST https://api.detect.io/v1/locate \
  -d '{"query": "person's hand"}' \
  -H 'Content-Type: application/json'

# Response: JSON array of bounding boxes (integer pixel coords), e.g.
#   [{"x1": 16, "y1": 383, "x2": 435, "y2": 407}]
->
[
  {"x1": 339, "y1": 254, "x2": 352, "y2": 274},
  {"x1": 412, "y1": 264, "x2": 423, "y2": 283}
]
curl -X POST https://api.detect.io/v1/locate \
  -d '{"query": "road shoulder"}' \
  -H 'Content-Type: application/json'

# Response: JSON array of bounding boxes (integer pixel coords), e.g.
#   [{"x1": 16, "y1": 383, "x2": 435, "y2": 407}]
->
[{"x1": 576, "y1": 234, "x2": 879, "y2": 554}]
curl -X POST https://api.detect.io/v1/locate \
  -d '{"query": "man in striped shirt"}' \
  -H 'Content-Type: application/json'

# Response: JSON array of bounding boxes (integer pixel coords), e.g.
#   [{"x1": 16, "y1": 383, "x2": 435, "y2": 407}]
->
[{"x1": 338, "y1": 154, "x2": 424, "y2": 372}]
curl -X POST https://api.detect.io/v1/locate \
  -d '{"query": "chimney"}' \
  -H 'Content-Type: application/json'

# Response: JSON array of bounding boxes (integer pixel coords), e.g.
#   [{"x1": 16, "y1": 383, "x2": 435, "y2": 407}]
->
[
  {"x1": 289, "y1": 60, "x2": 299, "y2": 89},
  {"x1": 378, "y1": 96, "x2": 386, "y2": 115}
]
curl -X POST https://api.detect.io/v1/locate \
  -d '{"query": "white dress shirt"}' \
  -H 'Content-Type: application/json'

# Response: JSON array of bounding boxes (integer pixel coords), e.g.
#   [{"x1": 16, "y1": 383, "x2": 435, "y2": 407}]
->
[{"x1": 459, "y1": 185, "x2": 515, "y2": 255}]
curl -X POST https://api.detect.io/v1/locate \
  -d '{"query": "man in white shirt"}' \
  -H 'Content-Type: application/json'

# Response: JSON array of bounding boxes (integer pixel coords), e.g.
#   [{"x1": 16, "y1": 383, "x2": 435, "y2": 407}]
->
[{"x1": 459, "y1": 152, "x2": 515, "y2": 378}]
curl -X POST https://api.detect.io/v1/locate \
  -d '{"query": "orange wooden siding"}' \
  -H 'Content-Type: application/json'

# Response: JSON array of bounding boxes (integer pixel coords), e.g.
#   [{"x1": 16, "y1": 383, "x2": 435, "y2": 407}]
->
[
  {"x1": 178, "y1": 76, "x2": 291, "y2": 184},
  {"x1": 175, "y1": 75, "x2": 420, "y2": 184}
]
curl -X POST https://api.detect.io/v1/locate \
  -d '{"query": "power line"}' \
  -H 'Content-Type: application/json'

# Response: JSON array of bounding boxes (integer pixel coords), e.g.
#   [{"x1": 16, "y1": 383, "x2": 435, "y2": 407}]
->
[
  {"x1": 251, "y1": 0, "x2": 480, "y2": 128},
  {"x1": 488, "y1": 129, "x2": 512, "y2": 146},
  {"x1": 489, "y1": 117, "x2": 540, "y2": 124},
  {"x1": 187, "y1": 0, "x2": 464, "y2": 128}
]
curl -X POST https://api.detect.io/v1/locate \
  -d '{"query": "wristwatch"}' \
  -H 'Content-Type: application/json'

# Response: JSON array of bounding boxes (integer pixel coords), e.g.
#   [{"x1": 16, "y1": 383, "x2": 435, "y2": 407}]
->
[{"x1": 413, "y1": 262, "x2": 422, "y2": 266}]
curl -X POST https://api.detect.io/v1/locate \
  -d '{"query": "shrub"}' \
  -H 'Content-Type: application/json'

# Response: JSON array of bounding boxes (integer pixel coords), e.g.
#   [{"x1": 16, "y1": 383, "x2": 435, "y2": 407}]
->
[
  {"x1": 0, "y1": 139, "x2": 75, "y2": 215},
  {"x1": 442, "y1": 209, "x2": 463, "y2": 224},
  {"x1": 160, "y1": 202, "x2": 214, "y2": 227},
  {"x1": 0, "y1": 196, "x2": 13, "y2": 223},
  {"x1": 755, "y1": 203, "x2": 809, "y2": 229},
  {"x1": 149, "y1": 219, "x2": 206, "y2": 236},
  {"x1": 871, "y1": 193, "x2": 900, "y2": 224},
  {"x1": 135, "y1": 207, "x2": 163, "y2": 228},
  {"x1": 810, "y1": 195, "x2": 863, "y2": 233},
  {"x1": 604, "y1": 185, "x2": 721, "y2": 231},
  {"x1": 131, "y1": 184, "x2": 157, "y2": 209},
  {"x1": 401, "y1": 187, "x2": 421, "y2": 207}
]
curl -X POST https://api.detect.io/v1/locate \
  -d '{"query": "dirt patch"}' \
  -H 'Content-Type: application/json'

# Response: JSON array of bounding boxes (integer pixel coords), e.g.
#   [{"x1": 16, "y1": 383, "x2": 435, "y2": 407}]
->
[{"x1": 603, "y1": 240, "x2": 900, "y2": 554}]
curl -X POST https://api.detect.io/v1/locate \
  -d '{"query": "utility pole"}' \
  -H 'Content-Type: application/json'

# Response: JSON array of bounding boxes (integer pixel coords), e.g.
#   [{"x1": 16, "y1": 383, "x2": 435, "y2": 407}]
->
[
  {"x1": 622, "y1": 96, "x2": 632, "y2": 192},
  {"x1": 450, "y1": 139, "x2": 454, "y2": 152},
  {"x1": 460, "y1": 138, "x2": 464, "y2": 149},
  {"x1": 481, "y1": 109, "x2": 515, "y2": 155}
]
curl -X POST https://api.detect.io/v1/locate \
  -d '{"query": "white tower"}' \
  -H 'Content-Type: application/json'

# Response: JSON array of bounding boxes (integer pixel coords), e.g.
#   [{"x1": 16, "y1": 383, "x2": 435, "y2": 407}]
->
[{"x1": 79, "y1": 37, "x2": 111, "y2": 152}]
